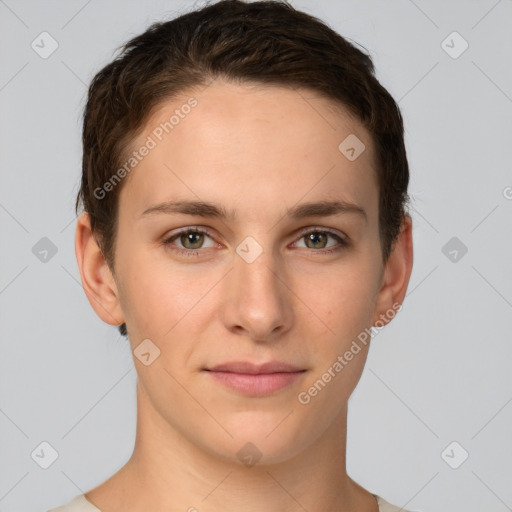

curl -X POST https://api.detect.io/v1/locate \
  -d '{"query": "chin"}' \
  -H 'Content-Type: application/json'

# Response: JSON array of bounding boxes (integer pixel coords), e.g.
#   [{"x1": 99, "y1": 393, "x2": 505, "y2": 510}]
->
[{"x1": 201, "y1": 414, "x2": 313, "y2": 467}]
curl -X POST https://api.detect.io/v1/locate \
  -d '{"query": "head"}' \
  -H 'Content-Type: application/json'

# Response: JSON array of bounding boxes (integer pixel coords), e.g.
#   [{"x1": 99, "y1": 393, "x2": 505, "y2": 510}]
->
[{"x1": 75, "y1": 0, "x2": 413, "y2": 466}]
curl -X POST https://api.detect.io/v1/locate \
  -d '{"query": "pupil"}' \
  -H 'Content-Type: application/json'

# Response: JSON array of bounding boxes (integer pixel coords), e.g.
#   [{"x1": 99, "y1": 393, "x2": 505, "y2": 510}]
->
[
  {"x1": 308, "y1": 232, "x2": 326, "y2": 248},
  {"x1": 180, "y1": 232, "x2": 328, "y2": 250},
  {"x1": 183, "y1": 232, "x2": 203, "y2": 249}
]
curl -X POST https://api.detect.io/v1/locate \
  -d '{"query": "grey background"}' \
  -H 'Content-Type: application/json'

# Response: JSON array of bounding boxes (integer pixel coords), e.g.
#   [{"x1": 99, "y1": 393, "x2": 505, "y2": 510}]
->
[{"x1": 1, "y1": 0, "x2": 511, "y2": 511}]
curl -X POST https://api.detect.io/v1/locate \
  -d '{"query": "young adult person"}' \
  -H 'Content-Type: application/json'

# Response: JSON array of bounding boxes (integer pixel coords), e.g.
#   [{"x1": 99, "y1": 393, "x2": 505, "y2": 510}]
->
[{"x1": 49, "y1": 1, "x2": 415, "y2": 511}]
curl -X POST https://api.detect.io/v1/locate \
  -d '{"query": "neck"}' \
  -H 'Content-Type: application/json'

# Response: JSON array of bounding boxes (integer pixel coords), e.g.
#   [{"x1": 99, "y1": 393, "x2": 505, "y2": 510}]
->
[{"x1": 86, "y1": 380, "x2": 377, "y2": 512}]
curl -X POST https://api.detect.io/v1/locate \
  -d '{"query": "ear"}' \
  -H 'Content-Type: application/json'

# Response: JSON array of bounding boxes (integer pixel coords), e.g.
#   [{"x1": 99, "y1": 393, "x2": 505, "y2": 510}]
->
[
  {"x1": 75, "y1": 212, "x2": 125, "y2": 328},
  {"x1": 372, "y1": 214, "x2": 413, "y2": 327}
]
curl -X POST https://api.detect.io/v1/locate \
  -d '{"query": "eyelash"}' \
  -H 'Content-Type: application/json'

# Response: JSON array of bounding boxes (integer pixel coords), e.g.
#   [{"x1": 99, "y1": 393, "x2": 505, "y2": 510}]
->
[{"x1": 161, "y1": 226, "x2": 349, "y2": 258}]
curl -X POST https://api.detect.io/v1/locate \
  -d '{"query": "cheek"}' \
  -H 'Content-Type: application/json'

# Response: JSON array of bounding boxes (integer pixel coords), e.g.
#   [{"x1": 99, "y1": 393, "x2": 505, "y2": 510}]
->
[
  {"x1": 313, "y1": 264, "x2": 379, "y2": 337},
  {"x1": 296, "y1": 273, "x2": 376, "y2": 419},
  {"x1": 116, "y1": 250, "x2": 218, "y2": 340}
]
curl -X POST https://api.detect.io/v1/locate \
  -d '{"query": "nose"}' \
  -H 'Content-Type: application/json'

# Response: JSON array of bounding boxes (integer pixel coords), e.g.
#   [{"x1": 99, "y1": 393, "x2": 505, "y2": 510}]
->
[{"x1": 221, "y1": 246, "x2": 293, "y2": 342}]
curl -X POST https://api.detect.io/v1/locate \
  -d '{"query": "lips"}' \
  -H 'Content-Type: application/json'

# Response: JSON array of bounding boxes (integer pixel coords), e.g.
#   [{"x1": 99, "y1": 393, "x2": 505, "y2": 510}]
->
[
  {"x1": 203, "y1": 361, "x2": 306, "y2": 396},
  {"x1": 205, "y1": 361, "x2": 304, "y2": 374}
]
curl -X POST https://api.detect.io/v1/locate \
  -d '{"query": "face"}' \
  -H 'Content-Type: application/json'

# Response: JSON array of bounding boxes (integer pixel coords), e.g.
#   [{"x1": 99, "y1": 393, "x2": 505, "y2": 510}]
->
[{"x1": 79, "y1": 80, "x2": 407, "y2": 466}]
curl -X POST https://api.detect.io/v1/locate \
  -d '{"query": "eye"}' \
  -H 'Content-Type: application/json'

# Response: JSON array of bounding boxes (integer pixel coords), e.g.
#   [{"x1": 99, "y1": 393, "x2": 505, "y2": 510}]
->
[
  {"x1": 292, "y1": 227, "x2": 348, "y2": 254},
  {"x1": 162, "y1": 226, "x2": 349, "y2": 258},
  {"x1": 162, "y1": 227, "x2": 216, "y2": 257}
]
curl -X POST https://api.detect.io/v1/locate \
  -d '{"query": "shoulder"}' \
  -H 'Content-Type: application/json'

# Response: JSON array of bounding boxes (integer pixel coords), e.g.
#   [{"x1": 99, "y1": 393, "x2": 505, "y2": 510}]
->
[
  {"x1": 48, "y1": 492, "x2": 417, "y2": 512},
  {"x1": 46, "y1": 494, "x2": 102, "y2": 512},
  {"x1": 374, "y1": 494, "x2": 419, "y2": 512}
]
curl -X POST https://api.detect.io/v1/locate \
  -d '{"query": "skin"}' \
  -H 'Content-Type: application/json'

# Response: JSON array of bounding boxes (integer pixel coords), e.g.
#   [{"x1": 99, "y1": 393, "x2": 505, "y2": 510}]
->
[{"x1": 75, "y1": 80, "x2": 413, "y2": 512}]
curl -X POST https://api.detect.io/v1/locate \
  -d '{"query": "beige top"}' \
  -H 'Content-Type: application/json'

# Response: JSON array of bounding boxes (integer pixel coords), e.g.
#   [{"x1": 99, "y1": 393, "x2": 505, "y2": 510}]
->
[{"x1": 47, "y1": 493, "x2": 415, "y2": 511}]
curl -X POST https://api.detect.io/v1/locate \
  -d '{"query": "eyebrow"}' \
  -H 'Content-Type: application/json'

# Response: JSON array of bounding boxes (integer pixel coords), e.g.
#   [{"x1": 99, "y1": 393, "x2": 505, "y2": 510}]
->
[{"x1": 139, "y1": 199, "x2": 367, "y2": 223}]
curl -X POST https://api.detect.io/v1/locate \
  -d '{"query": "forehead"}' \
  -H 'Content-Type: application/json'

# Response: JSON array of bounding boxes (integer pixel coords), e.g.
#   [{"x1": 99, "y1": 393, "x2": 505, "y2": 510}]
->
[{"x1": 119, "y1": 80, "x2": 378, "y2": 221}]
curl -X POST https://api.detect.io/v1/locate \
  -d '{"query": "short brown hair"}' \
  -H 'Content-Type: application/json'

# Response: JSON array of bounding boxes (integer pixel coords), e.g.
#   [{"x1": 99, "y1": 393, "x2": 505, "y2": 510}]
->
[{"x1": 76, "y1": 0, "x2": 410, "y2": 337}]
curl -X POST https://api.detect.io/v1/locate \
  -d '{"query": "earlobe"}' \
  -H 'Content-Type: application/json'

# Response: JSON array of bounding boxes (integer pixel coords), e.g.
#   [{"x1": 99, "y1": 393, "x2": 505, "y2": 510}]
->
[
  {"x1": 372, "y1": 215, "x2": 413, "y2": 327},
  {"x1": 75, "y1": 212, "x2": 125, "y2": 328}
]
